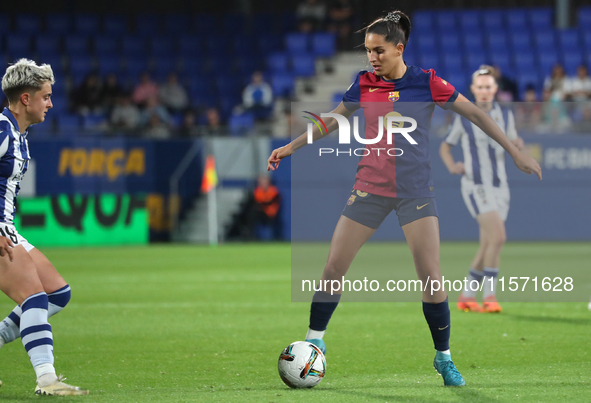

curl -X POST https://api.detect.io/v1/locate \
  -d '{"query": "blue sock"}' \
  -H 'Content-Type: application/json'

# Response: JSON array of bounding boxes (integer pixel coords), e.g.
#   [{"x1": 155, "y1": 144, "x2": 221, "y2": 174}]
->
[
  {"x1": 309, "y1": 291, "x2": 341, "y2": 331},
  {"x1": 423, "y1": 297, "x2": 451, "y2": 351}
]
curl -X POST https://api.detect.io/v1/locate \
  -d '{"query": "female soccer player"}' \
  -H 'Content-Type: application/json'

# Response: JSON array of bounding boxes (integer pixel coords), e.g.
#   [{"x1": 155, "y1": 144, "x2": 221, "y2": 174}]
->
[
  {"x1": 268, "y1": 11, "x2": 541, "y2": 387},
  {"x1": 0, "y1": 59, "x2": 88, "y2": 395},
  {"x1": 440, "y1": 66, "x2": 525, "y2": 314}
]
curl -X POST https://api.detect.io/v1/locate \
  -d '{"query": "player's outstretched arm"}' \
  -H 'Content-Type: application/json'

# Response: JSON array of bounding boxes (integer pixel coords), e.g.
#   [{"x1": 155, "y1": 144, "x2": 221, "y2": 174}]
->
[
  {"x1": 450, "y1": 94, "x2": 542, "y2": 180},
  {"x1": 267, "y1": 102, "x2": 355, "y2": 171}
]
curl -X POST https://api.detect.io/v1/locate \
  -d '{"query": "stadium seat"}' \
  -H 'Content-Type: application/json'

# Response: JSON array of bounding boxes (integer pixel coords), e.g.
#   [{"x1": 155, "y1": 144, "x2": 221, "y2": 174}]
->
[
  {"x1": 285, "y1": 33, "x2": 309, "y2": 54},
  {"x1": 15, "y1": 14, "x2": 41, "y2": 32},
  {"x1": 179, "y1": 35, "x2": 203, "y2": 57},
  {"x1": 442, "y1": 54, "x2": 463, "y2": 73},
  {"x1": 236, "y1": 57, "x2": 260, "y2": 77},
  {"x1": 164, "y1": 14, "x2": 190, "y2": 34},
  {"x1": 509, "y1": 31, "x2": 531, "y2": 52},
  {"x1": 64, "y1": 36, "x2": 90, "y2": 56},
  {"x1": 94, "y1": 36, "x2": 120, "y2": 57},
  {"x1": 206, "y1": 35, "x2": 231, "y2": 58},
  {"x1": 103, "y1": 15, "x2": 128, "y2": 35},
  {"x1": 83, "y1": 114, "x2": 108, "y2": 130},
  {"x1": 6, "y1": 34, "x2": 32, "y2": 55},
  {"x1": 292, "y1": 54, "x2": 315, "y2": 77},
  {"x1": 416, "y1": 35, "x2": 437, "y2": 54},
  {"x1": 466, "y1": 51, "x2": 487, "y2": 72},
  {"x1": 257, "y1": 33, "x2": 284, "y2": 55},
  {"x1": 125, "y1": 57, "x2": 151, "y2": 77},
  {"x1": 152, "y1": 58, "x2": 178, "y2": 80},
  {"x1": 462, "y1": 32, "x2": 484, "y2": 53},
  {"x1": 506, "y1": 9, "x2": 528, "y2": 31},
  {"x1": 150, "y1": 37, "x2": 176, "y2": 58},
  {"x1": 579, "y1": 7, "x2": 591, "y2": 27},
  {"x1": 440, "y1": 33, "x2": 461, "y2": 53},
  {"x1": 193, "y1": 14, "x2": 218, "y2": 34},
  {"x1": 412, "y1": 10, "x2": 434, "y2": 32},
  {"x1": 57, "y1": 114, "x2": 81, "y2": 133},
  {"x1": 538, "y1": 52, "x2": 559, "y2": 75},
  {"x1": 223, "y1": 13, "x2": 247, "y2": 34},
  {"x1": 280, "y1": 12, "x2": 297, "y2": 32},
  {"x1": 562, "y1": 51, "x2": 584, "y2": 75},
  {"x1": 0, "y1": 15, "x2": 10, "y2": 34},
  {"x1": 483, "y1": 10, "x2": 504, "y2": 31},
  {"x1": 252, "y1": 13, "x2": 274, "y2": 34},
  {"x1": 74, "y1": 14, "x2": 101, "y2": 35},
  {"x1": 45, "y1": 13, "x2": 71, "y2": 34},
  {"x1": 34, "y1": 36, "x2": 61, "y2": 55},
  {"x1": 266, "y1": 52, "x2": 289, "y2": 72},
  {"x1": 446, "y1": 72, "x2": 467, "y2": 94},
  {"x1": 557, "y1": 29, "x2": 581, "y2": 53},
  {"x1": 122, "y1": 37, "x2": 147, "y2": 57},
  {"x1": 97, "y1": 57, "x2": 122, "y2": 76},
  {"x1": 435, "y1": 10, "x2": 457, "y2": 32},
  {"x1": 514, "y1": 51, "x2": 536, "y2": 71},
  {"x1": 180, "y1": 56, "x2": 209, "y2": 76},
  {"x1": 534, "y1": 31, "x2": 556, "y2": 50},
  {"x1": 311, "y1": 32, "x2": 336, "y2": 58},
  {"x1": 582, "y1": 31, "x2": 591, "y2": 51},
  {"x1": 233, "y1": 35, "x2": 256, "y2": 58},
  {"x1": 69, "y1": 56, "x2": 94, "y2": 77},
  {"x1": 458, "y1": 10, "x2": 480, "y2": 32},
  {"x1": 489, "y1": 52, "x2": 511, "y2": 76},
  {"x1": 28, "y1": 117, "x2": 55, "y2": 138},
  {"x1": 516, "y1": 71, "x2": 541, "y2": 94},
  {"x1": 135, "y1": 14, "x2": 161, "y2": 35},
  {"x1": 271, "y1": 73, "x2": 295, "y2": 98},
  {"x1": 529, "y1": 8, "x2": 553, "y2": 30},
  {"x1": 487, "y1": 32, "x2": 509, "y2": 53},
  {"x1": 419, "y1": 54, "x2": 441, "y2": 71},
  {"x1": 229, "y1": 112, "x2": 255, "y2": 136}
]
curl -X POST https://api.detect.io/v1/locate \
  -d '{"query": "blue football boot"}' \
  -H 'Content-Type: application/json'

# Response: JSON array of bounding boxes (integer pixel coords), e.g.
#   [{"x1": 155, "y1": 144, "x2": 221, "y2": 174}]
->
[{"x1": 433, "y1": 351, "x2": 465, "y2": 386}]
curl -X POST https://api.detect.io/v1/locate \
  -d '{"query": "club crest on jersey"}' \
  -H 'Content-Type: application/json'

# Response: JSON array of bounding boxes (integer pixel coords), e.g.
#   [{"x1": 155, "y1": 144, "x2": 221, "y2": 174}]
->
[
  {"x1": 347, "y1": 195, "x2": 357, "y2": 205},
  {"x1": 388, "y1": 91, "x2": 399, "y2": 102}
]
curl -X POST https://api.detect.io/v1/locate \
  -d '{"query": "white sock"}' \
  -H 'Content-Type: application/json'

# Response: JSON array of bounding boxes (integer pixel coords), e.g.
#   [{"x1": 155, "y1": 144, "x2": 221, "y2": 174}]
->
[
  {"x1": 439, "y1": 349, "x2": 451, "y2": 356},
  {"x1": 462, "y1": 268, "x2": 484, "y2": 299},
  {"x1": 35, "y1": 363, "x2": 57, "y2": 385},
  {"x1": 306, "y1": 328, "x2": 325, "y2": 340},
  {"x1": 482, "y1": 267, "x2": 500, "y2": 300}
]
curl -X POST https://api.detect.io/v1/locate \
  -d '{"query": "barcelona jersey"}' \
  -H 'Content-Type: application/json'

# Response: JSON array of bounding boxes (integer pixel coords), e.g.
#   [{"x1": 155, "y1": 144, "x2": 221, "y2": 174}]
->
[{"x1": 342, "y1": 66, "x2": 458, "y2": 198}]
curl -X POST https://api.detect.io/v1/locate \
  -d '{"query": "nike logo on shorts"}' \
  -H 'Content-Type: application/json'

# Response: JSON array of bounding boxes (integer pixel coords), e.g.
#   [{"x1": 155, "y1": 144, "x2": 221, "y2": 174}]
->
[{"x1": 416, "y1": 203, "x2": 429, "y2": 210}]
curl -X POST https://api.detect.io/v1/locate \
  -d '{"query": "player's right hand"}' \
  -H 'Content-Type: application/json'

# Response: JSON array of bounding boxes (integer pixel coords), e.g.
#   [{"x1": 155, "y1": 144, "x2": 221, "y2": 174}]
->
[
  {"x1": 513, "y1": 151, "x2": 542, "y2": 180},
  {"x1": 449, "y1": 161, "x2": 465, "y2": 175},
  {"x1": 0, "y1": 236, "x2": 14, "y2": 262},
  {"x1": 267, "y1": 144, "x2": 293, "y2": 171}
]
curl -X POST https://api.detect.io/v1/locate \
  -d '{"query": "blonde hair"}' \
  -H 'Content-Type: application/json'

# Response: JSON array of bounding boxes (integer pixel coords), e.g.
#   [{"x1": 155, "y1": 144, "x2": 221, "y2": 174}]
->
[
  {"x1": 2, "y1": 59, "x2": 55, "y2": 104},
  {"x1": 471, "y1": 65, "x2": 497, "y2": 85}
]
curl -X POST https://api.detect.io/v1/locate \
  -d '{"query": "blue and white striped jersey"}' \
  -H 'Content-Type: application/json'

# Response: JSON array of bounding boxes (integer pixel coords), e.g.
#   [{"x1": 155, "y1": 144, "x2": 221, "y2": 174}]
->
[
  {"x1": 0, "y1": 108, "x2": 30, "y2": 223},
  {"x1": 445, "y1": 102, "x2": 517, "y2": 188}
]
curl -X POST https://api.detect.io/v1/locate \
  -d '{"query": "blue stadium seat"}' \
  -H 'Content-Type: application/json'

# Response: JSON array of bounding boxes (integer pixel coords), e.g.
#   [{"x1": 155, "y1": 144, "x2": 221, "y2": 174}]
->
[
  {"x1": 257, "y1": 33, "x2": 284, "y2": 55},
  {"x1": 442, "y1": 54, "x2": 463, "y2": 73},
  {"x1": 514, "y1": 51, "x2": 535, "y2": 71},
  {"x1": 489, "y1": 52, "x2": 511, "y2": 76},
  {"x1": 206, "y1": 35, "x2": 231, "y2": 58},
  {"x1": 0, "y1": 15, "x2": 10, "y2": 34},
  {"x1": 529, "y1": 8, "x2": 553, "y2": 30},
  {"x1": 180, "y1": 57, "x2": 209, "y2": 76},
  {"x1": 416, "y1": 35, "x2": 437, "y2": 54},
  {"x1": 38, "y1": 55, "x2": 63, "y2": 73},
  {"x1": 582, "y1": 30, "x2": 591, "y2": 51},
  {"x1": 271, "y1": 73, "x2": 295, "y2": 98},
  {"x1": 15, "y1": 14, "x2": 41, "y2": 32},
  {"x1": 164, "y1": 14, "x2": 189, "y2": 34},
  {"x1": 122, "y1": 37, "x2": 146, "y2": 57},
  {"x1": 57, "y1": 114, "x2": 81, "y2": 133},
  {"x1": 533, "y1": 31, "x2": 556, "y2": 50},
  {"x1": 193, "y1": 14, "x2": 218, "y2": 34},
  {"x1": 579, "y1": 7, "x2": 591, "y2": 27},
  {"x1": 458, "y1": 10, "x2": 480, "y2": 32},
  {"x1": 6, "y1": 34, "x2": 32, "y2": 55},
  {"x1": 466, "y1": 51, "x2": 487, "y2": 72},
  {"x1": 266, "y1": 52, "x2": 289, "y2": 72},
  {"x1": 505, "y1": 9, "x2": 528, "y2": 31},
  {"x1": 486, "y1": 32, "x2": 509, "y2": 53},
  {"x1": 538, "y1": 52, "x2": 559, "y2": 76},
  {"x1": 562, "y1": 51, "x2": 584, "y2": 75},
  {"x1": 74, "y1": 14, "x2": 100, "y2": 35},
  {"x1": 69, "y1": 56, "x2": 94, "y2": 77},
  {"x1": 179, "y1": 35, "x2": 203, "y2": 57},
  {"x1": 292, "y1": 54, "x2": 315, "y2": 77},
  {"x1": 94, "y1": 36, "x2": 120, "y2": 57},
  {"x1": 229, "y1": 112, "x2": 255, "y2": 136},
  {"x1": 285, "y1": 33, "x2": 309, "y2": 54},
  {"x1": 125, "y1": 57, "x2": 151, "y2": 78},
  {"x1": 515, "y1": 71, "x2": 541, "y2": 95},
  {"x1": 45, "y1": 13, "x2": 71, "y2": 34},
  {"x1": 64, "y1": 36, "x2": 90, "y2": 56},
  {"x1": 440, "y1": 33, "x2": 461, "y2": 53},
  {"x1": 150, "y1": 37, "x2": 175, "y2": 58},
  {"x1": 483, "y1": 10, "x2": 504, "y2": 31},
  {"x1": 280, "y1": 12, "x2": 297, "y2": 32},
  {"x1": 252, "y1": 13, "x2": 274, "y2": 34},
  {"x1": 216, "y1": 76, "x2": 243, "y2": 95},
  {"x1": 462, "y1": 32, "x2": 484, "y2": 53},
  {"x1": 446, "y1": 72, "x2": 467, "y2": 94},
  {"x1": 412, "y1": 10, "x2": 434, "y2": 32},
  {"x1": 236, "y1": 57, "x2": 260, "y2": 77},
  {"x1": 83, "y1": 114, "x2": 108, "y2": 131},
  {"x1": 34, "y1": 36, "x2": 61, "y2": 54},
  {"x1": 233, "y1": 35, "x2": 256, "y2": 58},
  {"x1": 97, "y1": 57, "x2": 122, "y2": 76},
  {"x1": 49, "y1": 95, "x2": 68, "y2": 115},
  {"x1": 29, "y1": 117, "x2": 55, "y2": 138},
  {"x1": 103, "y1": 15, "x2": 128, "y2": 35},
  {"x1": 419, "y1": 54, "x2": 441, "y2": 71},
  {"x1": 312, "y1": 32, "x2": 336, "y2": 57},
  {"x1": 509, "y1": 31, "x2": 531, "y2": 52},
  {"x1": 435, "y1": 10, "x2": 457, "y2": 32},
  {"x1": 223, "y1": 13, "x2": 247, "y2": 34},
  {"x1": 557, "y1": 29, "x2": 581, "y2": 53},
  {"x1": 152, "y1": 59, "x2": 178, "y2": 80},
  {"x1": 135, "y1": 14, "x2": 161, "y2": 35},
  {"x1": 208, "y1": 56, "x2": 233, "y2": 75}
]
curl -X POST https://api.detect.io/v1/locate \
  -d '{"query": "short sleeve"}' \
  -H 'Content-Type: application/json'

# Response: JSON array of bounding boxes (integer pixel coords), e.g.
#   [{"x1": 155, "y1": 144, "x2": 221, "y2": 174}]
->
[
  {"x1": 505, "y1": 109, "x2": 518, "y2": 141},
  {"x1": 342, "y1": 71, "x2": 364, "y2": 111},
  {"x1": 428, "y1": 70, "x2": 458, "y2": 110},
  {"x1": 0, "y1": 122, "x2": 11, "y2": 159},
  {"x1": 445, "y1": 115, "x2": 464, "y2": 146}
]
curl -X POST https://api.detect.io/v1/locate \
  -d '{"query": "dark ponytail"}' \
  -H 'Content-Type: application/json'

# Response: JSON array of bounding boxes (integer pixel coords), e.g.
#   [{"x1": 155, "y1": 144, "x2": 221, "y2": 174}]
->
[{"x1": 364, "y1": 10, "x2": 411, "y2": 50}]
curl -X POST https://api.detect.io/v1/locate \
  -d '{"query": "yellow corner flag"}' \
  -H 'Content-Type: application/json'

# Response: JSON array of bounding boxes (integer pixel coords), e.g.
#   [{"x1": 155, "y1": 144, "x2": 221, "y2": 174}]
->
[{"x1": 201, "y1": 155, "x2": 218, "y2": 194}]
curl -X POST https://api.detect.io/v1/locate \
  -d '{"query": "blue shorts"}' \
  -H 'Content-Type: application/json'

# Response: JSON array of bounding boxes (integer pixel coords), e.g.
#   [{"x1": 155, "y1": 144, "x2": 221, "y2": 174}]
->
[{"x1": 341, "y1": 189, "x2": 438, "y2": 229}]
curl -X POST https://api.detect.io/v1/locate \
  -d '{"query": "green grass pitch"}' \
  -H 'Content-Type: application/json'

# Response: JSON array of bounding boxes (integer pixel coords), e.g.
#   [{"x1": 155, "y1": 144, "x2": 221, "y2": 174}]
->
[{"x1": 0, "y1": 243, "x2": 589, "y2": 402}]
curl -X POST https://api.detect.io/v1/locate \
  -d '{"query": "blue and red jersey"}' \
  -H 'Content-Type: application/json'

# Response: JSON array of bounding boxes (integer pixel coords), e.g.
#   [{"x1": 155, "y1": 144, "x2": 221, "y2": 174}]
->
[{"x1": 342, "y1": 65, "x2": 458, "y2": 198}]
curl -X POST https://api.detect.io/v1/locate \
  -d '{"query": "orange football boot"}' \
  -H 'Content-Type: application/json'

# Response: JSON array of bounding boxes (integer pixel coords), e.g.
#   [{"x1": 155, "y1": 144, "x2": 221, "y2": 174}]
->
[
  {"x1": 457, "y1": 295, "x2": 482, "y2": 312},
  {"x1": 482, "y1": 296, "x2": 502, "y2": 313}
]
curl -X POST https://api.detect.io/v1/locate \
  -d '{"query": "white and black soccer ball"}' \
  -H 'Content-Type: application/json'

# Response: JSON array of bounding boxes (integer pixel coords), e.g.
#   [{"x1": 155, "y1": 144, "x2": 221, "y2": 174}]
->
[{"x1": 278, "y1": 341, "x2": 326, "y2": 388}]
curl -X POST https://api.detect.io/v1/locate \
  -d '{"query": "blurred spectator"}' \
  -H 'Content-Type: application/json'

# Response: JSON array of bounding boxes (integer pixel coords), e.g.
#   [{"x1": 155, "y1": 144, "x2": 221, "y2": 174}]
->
[
  {"x1": 492, "y1": 65, "x2": 518, "y2": 102},
  {"x1": 132, "y1": 71, "x2": 159, "y2": 106},
  {"x1": 565, "y1": 65, "x2": 591, "y2": 102},
  {"x1": 327, "y1": 0, "x2": 354, "y2": 50},
  {"x1": 100, "y1": 73, "x2": 124, "y2": 113},
  {"x1": 515, "y1": 84, "x2": 542, "y2": 130},
  {"x1": 242, "y1": 71, "x2": 273, "y2": 121},
  {"x1": 72, "y1": 73, "x2": 103, "y2": 115},
  {"x1": 139, "y1": 95, "x2": 172, "y2": 127},
  {"x1": 540, "y1": 99, "x2": 572, "y2": 133},
  {"x1": 296, "y1": 0, "x2": 326, "y2": 32},
  {"x1": 199, "y1": 107, "x2": 225, "y2": 136},
  {"x1": 159, "y1": 72, "x2": 189, "y2": 113},
  {"x1": 572, "y1": 103, "x2": 591, "y2": 134},
  {"x1": 110, "y1": 94, "x2": 141, "y2": 132},
  {"x1": 144, "y1": 114, "x2": 172, "y2": 139},
  {"x1": 544, "y1": 64, "x2": 568, "y2": 102},
  {"x1": 252, "y1": 175, "x2": 282, "y2": 241},
  {"x1": 177, "y1": 110, "x2": 201, "y2": 137}
]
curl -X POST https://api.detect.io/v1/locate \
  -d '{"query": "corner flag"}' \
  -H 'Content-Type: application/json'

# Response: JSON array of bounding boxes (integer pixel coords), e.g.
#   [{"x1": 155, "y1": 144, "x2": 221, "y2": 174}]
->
[{"x1": 201, "y1": 155, "x2": 218, "y2": 193}]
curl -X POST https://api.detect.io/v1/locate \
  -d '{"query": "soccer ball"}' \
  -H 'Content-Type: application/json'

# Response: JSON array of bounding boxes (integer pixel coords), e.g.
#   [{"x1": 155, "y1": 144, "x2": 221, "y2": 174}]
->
[{"x1": 278, "y1": 341, "x2": 326, "y2": 388}]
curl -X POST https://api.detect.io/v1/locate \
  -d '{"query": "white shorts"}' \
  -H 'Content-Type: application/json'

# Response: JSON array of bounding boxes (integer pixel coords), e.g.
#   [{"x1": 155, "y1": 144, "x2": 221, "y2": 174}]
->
[
  {"x1": 461, "y1": 177, "x2": 510, "y2": 221},
  {"x1": 0, "y1": 222, "x2": 35, "y2": 252}
]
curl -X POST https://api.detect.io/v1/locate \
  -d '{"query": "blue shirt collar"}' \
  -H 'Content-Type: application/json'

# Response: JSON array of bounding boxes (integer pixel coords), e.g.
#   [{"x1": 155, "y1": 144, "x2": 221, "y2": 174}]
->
[{"x1": 2, "y1": 107, "x2": 21, "y2": 133}]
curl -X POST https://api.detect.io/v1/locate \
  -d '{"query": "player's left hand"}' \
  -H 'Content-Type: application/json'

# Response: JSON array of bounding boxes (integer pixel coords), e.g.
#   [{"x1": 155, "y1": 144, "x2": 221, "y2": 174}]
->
[{"x1": 513, "y1": 151, "x2": 542, "y2": 180}]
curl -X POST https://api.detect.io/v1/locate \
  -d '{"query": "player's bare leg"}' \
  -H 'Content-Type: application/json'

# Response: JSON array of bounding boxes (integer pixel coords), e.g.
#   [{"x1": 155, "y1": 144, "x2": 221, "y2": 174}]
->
[
  {"x1": 306, "y1": 216, "x2": 376, "y2": 353},
  {"x1": 458, "y1": 227, "x2": 487, "y2": 312},
  {"x1": 476, "y1": 211, "x2": 506, "y2": 312},
  {"x1": 403, "y1": 216, "x2": 465, "y2": 386}
]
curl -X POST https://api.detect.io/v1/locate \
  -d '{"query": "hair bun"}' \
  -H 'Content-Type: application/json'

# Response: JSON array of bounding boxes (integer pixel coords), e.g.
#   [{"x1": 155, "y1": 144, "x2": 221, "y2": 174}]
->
[{"x1": 384, "y1": 12, "x2": 401, "y2": 23}]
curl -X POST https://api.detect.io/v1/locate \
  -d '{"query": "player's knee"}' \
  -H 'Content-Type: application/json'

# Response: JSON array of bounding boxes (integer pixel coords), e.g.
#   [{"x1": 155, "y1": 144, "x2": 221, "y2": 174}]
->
[
  {"x1": 323, "y1": 261, "x2": 345, "y2": 280},
  {"x1": 48, "y1": 284, "x2": 71, "y2": 309}
]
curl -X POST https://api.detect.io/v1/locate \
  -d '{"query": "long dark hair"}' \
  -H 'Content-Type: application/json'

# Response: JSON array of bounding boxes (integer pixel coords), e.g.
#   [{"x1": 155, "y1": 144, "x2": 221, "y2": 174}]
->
[{"x1": 363, "y1": 10, "x2": 411, "y2": 51}]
